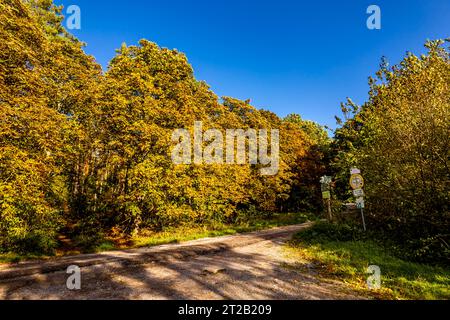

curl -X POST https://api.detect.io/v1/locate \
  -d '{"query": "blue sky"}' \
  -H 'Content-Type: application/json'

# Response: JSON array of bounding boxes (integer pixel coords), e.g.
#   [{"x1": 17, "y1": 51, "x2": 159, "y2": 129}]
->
[{"x1": 55, "y1": 0, "x2": 449, "y2": 129}]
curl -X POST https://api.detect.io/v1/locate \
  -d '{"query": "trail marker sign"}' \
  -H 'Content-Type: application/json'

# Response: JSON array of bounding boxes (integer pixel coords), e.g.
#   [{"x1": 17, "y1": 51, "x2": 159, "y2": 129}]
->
[
  {"x1": 320, "y1": 176, "x2": 332, "y2": 189},
  {"x1": 353, "y1": 188, "x2": 364, "y2": 197},
  {"x1": 356, "y1": 197, "x2": 365, "y2": 209},
  {"x1": 349, "y1": 168, "x2": 366, "y2": 231},
  {"x1": 320, "y1": 175, "x2": 333, "y2": 221},
  {"x1": 349, "y1": 174, "x2": 364, "y2": 190}
]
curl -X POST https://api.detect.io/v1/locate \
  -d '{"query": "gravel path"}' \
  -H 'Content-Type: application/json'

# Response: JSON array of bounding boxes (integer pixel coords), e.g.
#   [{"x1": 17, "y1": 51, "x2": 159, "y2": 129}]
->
[{"x1": 0, "y1": 223, "x2": 364, "y2": 300}]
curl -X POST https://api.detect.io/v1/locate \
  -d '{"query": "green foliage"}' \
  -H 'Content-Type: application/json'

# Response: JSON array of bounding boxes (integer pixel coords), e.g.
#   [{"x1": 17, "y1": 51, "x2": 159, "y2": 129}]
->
[
  {"x1": 1, "y1": 0, "x2": 447, "y2": 269},
  {"x1": 289, "y1": 224, "x2": 450, "y2": 299},
  {"x1": 331, "y1": 40, "x2": 450, "y2": 263},
  {"x1": 292, "y1": 221, "x2": 366, "y2": 243}
]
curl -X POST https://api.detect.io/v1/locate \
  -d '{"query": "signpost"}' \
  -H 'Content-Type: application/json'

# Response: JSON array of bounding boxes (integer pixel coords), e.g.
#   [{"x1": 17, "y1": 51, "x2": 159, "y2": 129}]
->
[
  {"x1": 355, "y1": 197, "x2": 365, "y2": 209},
  {"x1": 353, "y1": 188, "x2": 364, "y2": 197},
  {"x1": 320, "y1": 175, "x2": 333, "y2": 221},
  {"x1": 349, "y1": 173, "x2": 364, "y2": 190},
  {"x1": 350, "y1": 168, "x2": 366, "y2": 231}
]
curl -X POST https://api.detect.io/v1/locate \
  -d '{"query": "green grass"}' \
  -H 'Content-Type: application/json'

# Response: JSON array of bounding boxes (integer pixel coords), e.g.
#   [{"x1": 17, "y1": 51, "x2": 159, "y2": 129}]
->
[
  {"x1": 0, "y1": 212, "x2": 313, "y2": 264},
  {"x1": 286, "y1": 222, "x2": 450, "y2": 300},
  {"x1": 0, "y1": 252, "x2": 47, "y2": 264},
  {"x1": 132, "y1": 212, "x2": 313, "y2": 248}
]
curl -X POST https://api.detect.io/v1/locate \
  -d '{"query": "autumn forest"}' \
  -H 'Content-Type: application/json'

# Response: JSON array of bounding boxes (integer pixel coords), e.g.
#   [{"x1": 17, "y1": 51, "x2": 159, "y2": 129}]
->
[{"x1": 0, "y1": 0, "x2": 449, "y2": 269}]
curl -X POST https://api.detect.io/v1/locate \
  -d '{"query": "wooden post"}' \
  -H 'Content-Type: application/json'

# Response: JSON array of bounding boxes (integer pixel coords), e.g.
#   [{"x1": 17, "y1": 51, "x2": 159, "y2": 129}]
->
[
  {"x1": 320, "y1": 175, "x2": 333, "y2": 222},
  {"x1": 327, "y1": 198, "x2": 332, "y2": 221}
]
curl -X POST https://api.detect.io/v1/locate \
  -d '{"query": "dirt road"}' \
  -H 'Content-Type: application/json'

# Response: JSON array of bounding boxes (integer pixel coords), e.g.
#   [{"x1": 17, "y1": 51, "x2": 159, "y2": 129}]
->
[{"x1": 0, "y1": 223, "x2": 364, "y2": 299}]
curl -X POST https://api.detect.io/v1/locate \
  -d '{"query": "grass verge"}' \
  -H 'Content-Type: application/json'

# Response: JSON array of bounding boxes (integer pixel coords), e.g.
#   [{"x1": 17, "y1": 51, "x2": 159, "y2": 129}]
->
[
  {"x1": 0, "y1": 212, "x2": 313, "y2": 264},
  {"x1": 132, "y1": 212, "x2": 313, "y2": 248},
  {"x1": 286, "y1": 221, "x2": 450, "y2": 300}
]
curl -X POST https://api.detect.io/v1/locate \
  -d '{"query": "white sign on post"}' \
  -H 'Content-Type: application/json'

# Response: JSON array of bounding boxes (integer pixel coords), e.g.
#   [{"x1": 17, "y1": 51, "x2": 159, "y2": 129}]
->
[
  {"x1": 320, "y1": 175, "x2": 333, "y2": 221},
  {"x1": 353, "y1": 189, "x2": 364, "y2": 197},
  {"x1": 349, "y1": 167, "x2": 366, "y2": 231},
  {"x1": 356, "y1": 197, "x2": 365, "y2": 209},
  {"x1": 320, "y1": 176, "x2": 332, "y2": 185}
]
